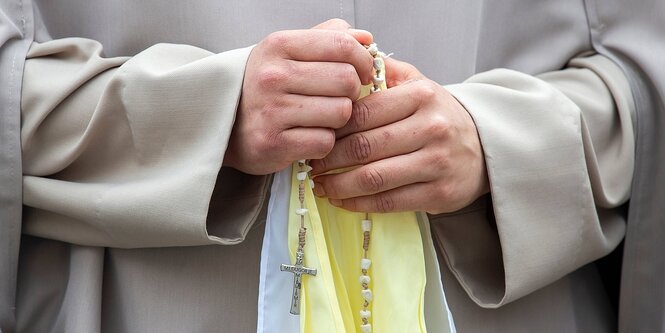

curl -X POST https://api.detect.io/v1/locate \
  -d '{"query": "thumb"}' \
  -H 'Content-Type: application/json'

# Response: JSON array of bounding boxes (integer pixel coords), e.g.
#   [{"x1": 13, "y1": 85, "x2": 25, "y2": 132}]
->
[
  {"x1": 384, "y1": 57, "x2": 426, "y2": 88},
  {"x1": 312, "y1": 18, "x2": 373, "y2": 45}
]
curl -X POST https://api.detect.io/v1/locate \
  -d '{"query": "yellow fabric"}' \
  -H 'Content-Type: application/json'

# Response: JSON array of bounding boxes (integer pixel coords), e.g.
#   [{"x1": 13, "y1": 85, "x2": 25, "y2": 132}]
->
[{"x1": 288, "y1": 67, "x2": 428, "y2": 332}]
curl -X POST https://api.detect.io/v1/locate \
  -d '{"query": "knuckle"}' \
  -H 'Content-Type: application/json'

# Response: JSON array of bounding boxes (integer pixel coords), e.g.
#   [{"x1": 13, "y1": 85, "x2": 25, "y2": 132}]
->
[
  {"x1": 423, "y1": 183, "x2": 454, "y2": 214},
  {"x1": 346, "y1": 133, "x2": 372, "y2": 162},
  {"x1": 267, "y1": 95, "x2": 289, "y2": 112},
  {"x1": 374, "y1": 194, "x2": 396, "y2": 213},
  {"x1": 350, "y1": 100, "x2": 371, "y2": 130},
  {"x1": 358, "y1": 168, "x2": 385, "y2": 193},
  {"x1": 248, "y1": 133, "x2": 278, "y2": 164},
  {"x1": 258, "y1": 131, "x2": 282, "y2": 154},
  {"x1": 412, "y1": 80, "x2": 437, "y2": 102},
  {"x1": 333, "y1": 32, "x2": 356, "y2": 55},
  {"x1": 338, "y1": 64, "x2": 361, "y2": 96},
  {"x1": 427, "y1": 150, "x2": 450, "y2": 171},
  {"x1": 328, "y1": 18, "x2": 351, "y2": 29},
  {"x1": 425, "y1": 115, "x2": 453, "y2": 138},
  {"x1": 257, "y1": 65, "x2": 288, "y2": 88},
  {"x1": 433, "y1": 183, "x2": 453, "y2": 203},
  {"x1": 263, "y1": 31, "x2": 289, "y2": 49}
]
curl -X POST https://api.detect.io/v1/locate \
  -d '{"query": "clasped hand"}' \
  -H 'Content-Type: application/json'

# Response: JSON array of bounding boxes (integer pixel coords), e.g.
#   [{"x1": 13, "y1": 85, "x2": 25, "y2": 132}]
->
[{"x1": 225, "y1": 19, "x2": 488, "y2": 214}]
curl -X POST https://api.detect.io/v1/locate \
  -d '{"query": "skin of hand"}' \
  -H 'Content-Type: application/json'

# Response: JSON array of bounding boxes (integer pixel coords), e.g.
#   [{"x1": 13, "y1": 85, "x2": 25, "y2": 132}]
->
[
  {"x1": 309, "y1": 57, "x2": 490, "y2": 214},
  {"x1": 223, "y1": 19, "x2": 374, "y2": 175}
]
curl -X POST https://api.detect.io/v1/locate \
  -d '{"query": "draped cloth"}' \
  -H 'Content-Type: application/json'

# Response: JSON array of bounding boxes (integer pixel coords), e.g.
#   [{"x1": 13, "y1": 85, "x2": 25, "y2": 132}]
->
[
  {"x1": 288, "y1": 166, "x2": 427, "y2": 333},
  {"x1": 289, "y1": 73, "x2": 431, "y2": 332}
]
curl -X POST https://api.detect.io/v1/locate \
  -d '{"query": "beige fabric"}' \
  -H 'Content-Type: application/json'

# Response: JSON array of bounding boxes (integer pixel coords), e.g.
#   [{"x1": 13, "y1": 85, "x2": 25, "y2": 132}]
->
[
  {"x1": 17, "y1": 41, "x2": 633, "y2": 333},
  {"x1": 17, "y1": 224, "x2": 266, "y2": 333},
  {"x1": 438, "y1": 54, "x2": 633, "y2": 308},
  {"x1": 21, "y1": 39, "x2": 270, "y2": 248}
]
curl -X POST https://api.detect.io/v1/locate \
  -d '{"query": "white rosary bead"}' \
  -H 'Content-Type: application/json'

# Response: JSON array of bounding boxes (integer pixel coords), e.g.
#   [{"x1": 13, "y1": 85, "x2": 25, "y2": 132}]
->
[
  {"x1": 360, "y1": 324, "x2": 372, "y2": 333},
  {"x1": 373, "y1": 57, "x2": 384, "y2": 70},
  {"x1": 309, "y1": 179, "x2": 315, "y2": 188},
  {"x1": 367, "y1": 43, "x2": 378, "y2": 56},
  {"x1": 296, "y1": 171, "x2": 308, "y2": 181},
  {"x1": 295, "y1": 208, "x2": 308, "y2": 216},
  {"x1": 361, "y1": 289, "x2": 373, "y2": 302},
  {"x1": 361, "y1": 219, "x2": 372, "y2": 232},
  {"x1": 361, "y1": 258, "x2": 372, "y2": 270},
  {"x1": 372, "y1": 76, "x2": 385, "y2": 86},
  {"x1": 359, "y1": 275, "x2": 371, "y2": 285},
  {"x1": 360, "y1": 310, "x2": 371, "y2": 320}
]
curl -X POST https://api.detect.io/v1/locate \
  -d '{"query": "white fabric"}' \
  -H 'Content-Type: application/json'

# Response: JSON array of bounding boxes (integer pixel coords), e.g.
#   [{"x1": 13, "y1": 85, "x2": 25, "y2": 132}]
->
[
  {"x1": 258, "y1": 167, "x2": 456, "y2": 332},
  {"x1": 257, "y1": 167, "x2": 299, "y2": 333}
]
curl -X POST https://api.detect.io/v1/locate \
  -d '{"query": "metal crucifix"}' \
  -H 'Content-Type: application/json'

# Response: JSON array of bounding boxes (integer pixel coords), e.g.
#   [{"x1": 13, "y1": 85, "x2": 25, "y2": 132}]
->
[{"x1": 280, "y1": 247, "x2": 317, "y2": 315}]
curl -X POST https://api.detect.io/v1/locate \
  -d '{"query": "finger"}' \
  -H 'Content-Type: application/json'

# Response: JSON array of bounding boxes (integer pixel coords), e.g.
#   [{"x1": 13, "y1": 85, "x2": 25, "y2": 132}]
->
[
  {"x1": 312, "y1": 18, "x2": 352, "y2": 30},
  {"x1": 313, "y1": 152, "x2": 432, "y2": 199},
  {"x1": 335, "y1": 81, "x2": 422, "y2": 139},
  {"x1": 384, "y1": 57, "x2": 425, "y2": 88},
  {"x1": 310, "y1": 117, "x2": 423, "y2": 174},
  {"x1": 346, "y1": 29, "x2": 373, "y2": 46},
  {"x1": 282, "y1": 61, "x2": 361, "y2": 99},
  {"x1": 265, "y1": 29, "x2": 374, "y2": 84},
  {"x1": 277, "y1": 95, "x2": 352, "y2": 129},
  {"x1": 311, "y1": 19, "x2": 374, "y2": 46},
  {"x1": 327, "y1": 182, "x2": 437, "y2": 213},
  {"x1": 280, "y1": 127, "x2": 336, "y2": 160}
]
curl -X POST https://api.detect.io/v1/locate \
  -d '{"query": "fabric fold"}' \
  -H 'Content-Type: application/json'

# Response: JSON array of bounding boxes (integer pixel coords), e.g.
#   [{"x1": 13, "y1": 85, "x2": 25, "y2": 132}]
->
[
  {"x1": 435, "y1": 54, "x2": 633, "y2": 308},
  {"x1": 21, "y1": 38, "x2": 262, "y2": 248}
]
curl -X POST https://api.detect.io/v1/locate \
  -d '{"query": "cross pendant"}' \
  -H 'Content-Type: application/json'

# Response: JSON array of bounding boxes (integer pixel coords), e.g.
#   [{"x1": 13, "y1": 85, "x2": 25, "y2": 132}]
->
[{"x1": 280, "y1": 247, "x2": 317, "y2": 315}]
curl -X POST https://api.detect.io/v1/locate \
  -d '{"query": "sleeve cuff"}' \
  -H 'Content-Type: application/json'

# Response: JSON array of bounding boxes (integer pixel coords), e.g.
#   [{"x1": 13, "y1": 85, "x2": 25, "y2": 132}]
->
[
  {"x1": 431, "y1": 59, "x2": 628, "y2": 307},
  {"x1": 22, "y1": 40, "x2": 266, "y2": 248}
]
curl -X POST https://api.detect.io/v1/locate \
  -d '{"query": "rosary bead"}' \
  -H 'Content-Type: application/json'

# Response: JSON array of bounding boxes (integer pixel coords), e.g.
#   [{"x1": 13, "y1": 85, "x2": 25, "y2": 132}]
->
[
  {"x1": 367, "y1": 43, "x2": 378, "y2": 56},
  {"x1": 372, "y1": 76, "x2": 385, "y2": 86},
  {"x1": 309, "y1": 179, "x2": 315, "y2": 188},
  {"x1": 295, "y1": 208, "x2": 308, "y2": 216},
  {"x1": 360, "y1": 310, "x2": 371, "y2": 320},
  {"x1": 361, "y1": 219, "x2": 372, "y2": 232},
  {"x1": 297, "y1": 172, "x2": 308, "y2": 181},
  {"x1": 361, "y1": 258, "x2": 372, "y2": 270},
  {"x1": 359, "y1": 275, "x2": 371, "y2": 285},
  {"x1": 360, "y1": 324, "x2": 372, "y2": 333},
  {"x1": 373, "y1": 57, "x2": 384, "y2": 70},
  {"x1": 361, "y1": 289, "x2": 373, "y2": 302}
]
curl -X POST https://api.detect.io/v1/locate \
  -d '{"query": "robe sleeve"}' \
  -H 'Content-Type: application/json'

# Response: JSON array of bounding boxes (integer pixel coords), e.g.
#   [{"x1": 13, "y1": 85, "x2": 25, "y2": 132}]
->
[
  {"x1": 431, "y1": 54, "x2": 635, "y2": 307},
  {"x1": 20, "y1": 38, "x2": 271, "y2": 248}
]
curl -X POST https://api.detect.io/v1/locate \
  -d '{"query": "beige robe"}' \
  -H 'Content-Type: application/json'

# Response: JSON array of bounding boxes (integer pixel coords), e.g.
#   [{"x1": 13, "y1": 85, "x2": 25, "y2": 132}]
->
[{"x1": 7, "y1": 0, "x2": 642, "y2": 332}]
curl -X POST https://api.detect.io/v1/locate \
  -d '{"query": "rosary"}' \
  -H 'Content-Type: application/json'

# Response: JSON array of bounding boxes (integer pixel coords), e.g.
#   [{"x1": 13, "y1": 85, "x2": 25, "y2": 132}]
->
[{"x1": 280, "y1": 43, "x2": 386, "y2": 333}]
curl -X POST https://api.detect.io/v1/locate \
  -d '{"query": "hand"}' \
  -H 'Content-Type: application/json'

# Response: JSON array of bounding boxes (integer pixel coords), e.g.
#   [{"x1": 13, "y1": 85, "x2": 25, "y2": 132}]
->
[
  {"x1": 310, "y1": 57, "x2": 489, "y2": 214},
  {"x1": 224, "y1": 19, "x2": 374, "y2": 175}
]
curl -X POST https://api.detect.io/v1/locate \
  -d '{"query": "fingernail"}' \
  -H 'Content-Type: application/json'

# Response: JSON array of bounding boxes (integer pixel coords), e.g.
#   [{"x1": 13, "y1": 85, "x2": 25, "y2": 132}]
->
[
  {"x1": 348, "y1": 29, "x2": 373, "y2": 44},
  {"x1": 329, "y1": 199, "x2": 342, "y2": 207},
  {"x1": 313, "y1": 183, "x2": 325, "y2": 197}
]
